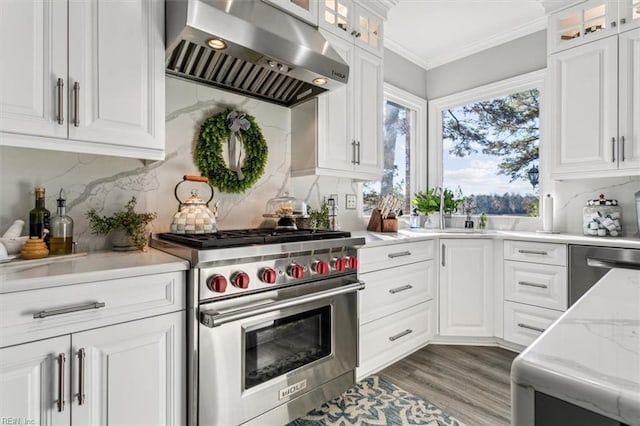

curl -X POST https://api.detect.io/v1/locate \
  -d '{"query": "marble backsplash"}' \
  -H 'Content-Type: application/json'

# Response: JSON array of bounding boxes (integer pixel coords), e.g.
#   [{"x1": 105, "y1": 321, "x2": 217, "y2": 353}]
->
[{"x1": 1, "y1": 77, "x2": 639, "y2": 252}]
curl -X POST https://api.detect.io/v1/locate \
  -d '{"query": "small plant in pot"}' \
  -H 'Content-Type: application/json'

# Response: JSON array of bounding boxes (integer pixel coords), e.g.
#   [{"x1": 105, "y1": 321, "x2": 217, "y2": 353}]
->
[
  {"x1": 86, "y1": 197, "x2": 157, "y2": 251},
  {"x1": 412, "y1": 189, "x2": 440, "y2": 228}
]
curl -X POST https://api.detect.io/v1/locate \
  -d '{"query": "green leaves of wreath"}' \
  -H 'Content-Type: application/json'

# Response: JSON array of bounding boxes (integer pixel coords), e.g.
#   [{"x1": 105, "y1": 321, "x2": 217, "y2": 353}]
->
[{"x1": 194, "y1": 109, "x2": 268, "y2": 193}]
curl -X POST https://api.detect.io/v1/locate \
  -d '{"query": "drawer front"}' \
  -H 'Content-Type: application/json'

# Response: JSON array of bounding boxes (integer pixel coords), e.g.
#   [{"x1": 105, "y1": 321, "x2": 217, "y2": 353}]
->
[
  {"x1": 503, "y1": 301, "x2": 563, "y2": 347},
  {"x1": 503, "y1": 240, "x2": 567, "y2": 266},
  {"x1": 0, "y1": 271, "x2": 185, "y2": 347},
  {"x1": 360, "y1": 260, "x2": 435, "y2": 325},
  {"x1": 358, "y1": 300, "x2": 434, "y2": 377},
  {"x1": 504, "y1": 261, "x2": 568, "y2": 311},
  {"x1": 359, "y1": 240, "x2": 436, "y2": 273}
]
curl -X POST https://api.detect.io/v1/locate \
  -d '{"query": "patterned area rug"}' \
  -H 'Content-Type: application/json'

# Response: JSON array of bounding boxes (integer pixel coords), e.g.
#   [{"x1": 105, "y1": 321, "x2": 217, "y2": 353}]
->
[{"x1": 287, "y1": 375, "x2": 467, "y2": 426}]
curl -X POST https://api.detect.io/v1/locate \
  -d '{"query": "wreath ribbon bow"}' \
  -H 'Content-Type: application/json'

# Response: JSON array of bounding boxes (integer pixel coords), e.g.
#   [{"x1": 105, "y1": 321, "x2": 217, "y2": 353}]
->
[{"x1": 226, "y1": 111, "x2": 250, "y2": 180}]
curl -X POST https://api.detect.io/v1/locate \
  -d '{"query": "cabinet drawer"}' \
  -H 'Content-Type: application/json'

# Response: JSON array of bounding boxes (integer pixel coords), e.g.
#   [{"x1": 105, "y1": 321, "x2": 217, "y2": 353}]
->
[
  {"x1": 504, "y1": 240, "x2": 567, "y2": 266},
  {"x1": 503, "y1": 301, "x2": 563, "y2": 347},
  {"x1": 0, "y1": 271, "x2": 185, "y2": 347},
  {"x1": 504, "y1": 261, "x2": 568, "y2": 311},
  {"x1": 360, "y1": 260, "x2": 435, "y2": 324},
  {"x1": 358, "y1": 300, "x2": 434, "y2": 377},
  {"x1": 359, "y1": 240, "x2": 435, "y2": 273}
]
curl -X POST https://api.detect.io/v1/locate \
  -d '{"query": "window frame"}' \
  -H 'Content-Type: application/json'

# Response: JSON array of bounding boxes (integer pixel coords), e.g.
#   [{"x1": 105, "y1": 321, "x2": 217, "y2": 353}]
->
[
  {"x1": 360, "y1": 83, "x2": 427, "y2": 216},
  {"x1": 427, "y1": 69, "x2": 547, "y2": 226}
]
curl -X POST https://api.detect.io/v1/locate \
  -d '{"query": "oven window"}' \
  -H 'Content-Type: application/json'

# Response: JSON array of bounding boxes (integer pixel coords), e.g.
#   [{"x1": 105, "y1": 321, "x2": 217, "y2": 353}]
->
[{"x1": 244, "y1": 306, "x2": 332, "y2": 389}]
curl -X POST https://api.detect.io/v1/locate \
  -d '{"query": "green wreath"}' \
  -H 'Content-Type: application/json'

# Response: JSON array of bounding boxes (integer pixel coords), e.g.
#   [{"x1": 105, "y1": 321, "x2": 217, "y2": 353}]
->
[{"x1": 194, "y1": 109, "x2": 268, "y2": 193}]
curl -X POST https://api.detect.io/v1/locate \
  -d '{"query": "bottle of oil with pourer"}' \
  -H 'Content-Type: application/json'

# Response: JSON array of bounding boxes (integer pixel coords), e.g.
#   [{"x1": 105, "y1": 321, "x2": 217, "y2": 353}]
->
[
  {"x1": 49, "y1": 189, "x2": 74, "y2": 255},
  {"x1": 29, "y1": 187, "x2": 51, "y2": 246}
]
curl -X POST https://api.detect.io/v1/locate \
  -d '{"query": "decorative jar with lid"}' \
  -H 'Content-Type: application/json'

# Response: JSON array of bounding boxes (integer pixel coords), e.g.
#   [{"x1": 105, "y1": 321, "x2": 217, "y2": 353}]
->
[{"x1": 583, "y1": 194, "x2": 622, "y2": 237}]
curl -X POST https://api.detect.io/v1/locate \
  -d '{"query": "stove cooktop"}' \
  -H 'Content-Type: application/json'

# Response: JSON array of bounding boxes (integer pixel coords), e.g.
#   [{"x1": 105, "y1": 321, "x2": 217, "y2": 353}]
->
[{"x1": 156, "y1": 228, "x2": 352, "y2": 249}]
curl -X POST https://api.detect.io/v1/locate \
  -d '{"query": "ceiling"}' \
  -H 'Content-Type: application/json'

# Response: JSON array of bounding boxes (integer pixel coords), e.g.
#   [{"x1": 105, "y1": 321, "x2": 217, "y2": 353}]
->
[{"x1": 385, "y1": 0, "x2": 548, "y2": 70}]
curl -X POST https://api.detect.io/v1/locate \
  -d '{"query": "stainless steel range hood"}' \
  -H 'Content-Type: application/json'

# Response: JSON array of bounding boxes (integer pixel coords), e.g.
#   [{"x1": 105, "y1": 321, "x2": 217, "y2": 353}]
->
[{"x1": 166, "y1": 0, "x2": 349, "y2": 107}]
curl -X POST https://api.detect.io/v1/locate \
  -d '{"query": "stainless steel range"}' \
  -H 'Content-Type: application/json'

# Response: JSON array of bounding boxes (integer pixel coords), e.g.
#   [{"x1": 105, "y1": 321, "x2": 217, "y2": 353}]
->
[{"x1": 150, "y1": 229, "x2": 365, "y2": 426}]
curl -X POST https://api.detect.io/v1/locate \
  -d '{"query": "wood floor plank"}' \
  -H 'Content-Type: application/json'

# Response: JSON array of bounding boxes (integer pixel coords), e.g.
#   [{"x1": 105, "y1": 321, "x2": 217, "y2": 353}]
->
[{"x1": 379, "y1": 344, "x2": 517, "y2": 426}]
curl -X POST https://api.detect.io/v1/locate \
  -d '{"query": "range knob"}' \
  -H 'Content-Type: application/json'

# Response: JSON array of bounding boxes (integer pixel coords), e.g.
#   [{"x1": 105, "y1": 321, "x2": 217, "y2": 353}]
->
[
  {"x1": 288, "y1": 264, "x2": 305, "y2": 279},
  {"x1": 331, "y1": 258, "x2": 346, "y2": 272},
  {"x1": 231, "y1": 271, "x2": 250, "y2": 289},
  {"x1": 207, "y1": 274, "x2": 228, "y2": 293},
  {"x1": 347, "y1": 256, "x2": 358, "y2": 270},
  {"x1": 312, "y1": 260, "x2": 329, "y2": 275},
  {"x1": 259, "y1": 267, "x2": 277, "y2": 284}
]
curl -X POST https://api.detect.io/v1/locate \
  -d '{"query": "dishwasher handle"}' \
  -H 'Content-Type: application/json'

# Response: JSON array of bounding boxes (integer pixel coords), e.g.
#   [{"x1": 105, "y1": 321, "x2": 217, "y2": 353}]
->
[{"x1": 586, "y1": 257, "x2": 640, "y2": 271}]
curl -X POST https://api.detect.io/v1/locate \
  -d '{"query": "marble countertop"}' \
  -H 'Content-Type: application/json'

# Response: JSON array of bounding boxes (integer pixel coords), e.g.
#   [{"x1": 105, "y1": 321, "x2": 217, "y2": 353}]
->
[
  {"x1": 0, "y1": 248, "x2": 189, "y2": 293},
  {"x1": 352, "y1": 229, "x2": 640, "y2": 249},
  {"x1": 511, "y1": 268, "x2": 640, "y2": 425}
]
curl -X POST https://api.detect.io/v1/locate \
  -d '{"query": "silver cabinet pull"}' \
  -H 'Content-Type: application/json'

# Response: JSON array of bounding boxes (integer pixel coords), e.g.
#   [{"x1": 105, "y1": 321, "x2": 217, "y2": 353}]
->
[
  {"x1": 517, "y1": 249, "x2": 548, "y2": 256},
  {"x1": 517, "y1": 323, "x2": 545, "y2": 333},
  {"x1": 621, "y1": 136, "x2": 625, "y2": 161},
  {"x1": 389, "y1": 329, "x2": 412, "y2": 341},
  {"x1": 611, "y1": 21, "x2": 617, "y2": 28},
  {"x1": 612, "y1": 137, "x2": 616, "y2": 163},
  {"x1": 441, "y1": 244, "x2": 446, "y2": 267},
  {"x1": 388, "y1": 250, "x2": 412, "y2": 258},
  {"x1": 78, "y1": 348, "x2": 86, "y2": 405},
  {"x1": 356, "y1": 141, "x2": 361, "y2": 165},
  {"x1": 518, "y1": 281, "x2": 548, "y2": 289},
  {"x1": 33, "y1": 302, "x2": 106, "y2": 319},
  {"x1": 351, "y1": 140, "x2": 356, "y2": 164},
  {"x1": 56, "y1": 78, "x2": 64, "y2": 125},
  {"x1": 73, "y1": 82, "x2": 80, "y2": 127},
  {"x1": 389, "y1": 284, "x2": 413, "y2": 294},
  {"x1": 57, "y1": 353, "x2": 66, "y2": 412},
  {"x1": 621, "y1": 18, "x2": 626, "y2": 25}
]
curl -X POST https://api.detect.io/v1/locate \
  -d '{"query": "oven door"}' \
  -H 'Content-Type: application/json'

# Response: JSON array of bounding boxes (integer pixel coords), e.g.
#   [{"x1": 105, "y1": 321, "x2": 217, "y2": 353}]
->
[{"x1": 198, "y1": 275, "x2": 362, "y2": 425}]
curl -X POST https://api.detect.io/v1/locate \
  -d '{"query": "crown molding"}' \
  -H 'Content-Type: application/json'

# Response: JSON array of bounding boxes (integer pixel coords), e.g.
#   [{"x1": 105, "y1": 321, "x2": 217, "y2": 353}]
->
[
  {"x1": 355, "y1": 0, "x2": 399, "y2": 19},
  {"x1": 538, "y1": 0, "x2": 584, "y2": 14},
  {"x1": 386, "y1": 15, "x2": 548, "y2": 71}
]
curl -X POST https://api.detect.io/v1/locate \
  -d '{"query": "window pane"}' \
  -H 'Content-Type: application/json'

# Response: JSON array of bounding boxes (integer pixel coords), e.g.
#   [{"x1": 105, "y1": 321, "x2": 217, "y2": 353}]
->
[
  {"x1": 442, "y1": 89, "x2": 540, "y2": 217},
  {"x1": 363, "y1": 100, "x2": 411, "y2": 215}
]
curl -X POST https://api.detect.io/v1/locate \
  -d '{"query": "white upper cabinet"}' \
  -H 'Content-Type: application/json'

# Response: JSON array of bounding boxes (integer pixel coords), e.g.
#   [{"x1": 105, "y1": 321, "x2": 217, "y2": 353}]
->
[
  {"x1": 263, "y1": 0, "x2": 319, "y2": 25},
  {"x1": 618, "y1": 27, "x2": 640, "y2": 170},
  {"x1": 0, "y1": 0, "x2": 165, "y2": 161},
  {"x1": 548, "y1": 0, "x2": 618, "y2": 53},
  {"x1": 620, "y1": 0, "x2": 640, "y2": 32},
  {"x1": 320, "y1": 0, "x2": 384, "y2": 56}
]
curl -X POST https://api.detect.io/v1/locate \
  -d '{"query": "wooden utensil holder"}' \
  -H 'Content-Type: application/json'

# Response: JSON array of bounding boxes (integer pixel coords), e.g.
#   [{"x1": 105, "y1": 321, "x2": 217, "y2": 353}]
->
[{"x1": 367, "y1": 209, "x2": 398, "y2": 233}]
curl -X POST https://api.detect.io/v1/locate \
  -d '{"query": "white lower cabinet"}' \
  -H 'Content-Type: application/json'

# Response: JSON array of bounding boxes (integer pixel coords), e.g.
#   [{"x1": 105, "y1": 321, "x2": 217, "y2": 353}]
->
[
  {"x1": 503, "y1": 301, "x2": 563, "y2": 347},
  {"x1": 439, "y1": 239, "x2": 494, "y2": 337}
]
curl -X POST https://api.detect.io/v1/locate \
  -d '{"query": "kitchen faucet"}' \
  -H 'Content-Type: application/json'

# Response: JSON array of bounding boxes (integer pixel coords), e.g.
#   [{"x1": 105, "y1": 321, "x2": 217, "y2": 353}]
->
[{"x1": 433, "y1": 186, "x2": 445, "y2": 231}]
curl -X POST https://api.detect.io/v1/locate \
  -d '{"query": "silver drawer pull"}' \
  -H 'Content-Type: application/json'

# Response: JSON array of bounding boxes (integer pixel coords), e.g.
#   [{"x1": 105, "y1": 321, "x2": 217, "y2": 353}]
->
[
  {"x1": 518, "y1": 249, "x2": 548, "y2": 256},
  {"x1": 517, "y1": 323, "x2": 545, "y2": 333},
  {"x1": 389, "y1": 329, "x2": 413, "y2": 341},
  {"x1": 518, "y1": 281, "x2": 548, "y2": 289},
  {"x1": 33, "y1": 302, "x2": 106, "y2": 319},
  {"x1": 57, "y1": 353, "x2": 66, "y2": 412},
  {"x1": 389, "y1": 284, "x2": 413, "y2": 294},
  {"x1": 78, "y1": 348, "x2": 86, "y2": 405},
  {"x1": 388, "y1": 251, "x2": 412, "y2": 258}
]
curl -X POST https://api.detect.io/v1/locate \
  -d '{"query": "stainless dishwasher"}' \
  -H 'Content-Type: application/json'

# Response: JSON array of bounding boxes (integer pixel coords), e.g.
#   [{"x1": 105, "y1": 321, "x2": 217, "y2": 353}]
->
[{"x1": 569, "y1": 245, "x2": 640, "y2": 305}]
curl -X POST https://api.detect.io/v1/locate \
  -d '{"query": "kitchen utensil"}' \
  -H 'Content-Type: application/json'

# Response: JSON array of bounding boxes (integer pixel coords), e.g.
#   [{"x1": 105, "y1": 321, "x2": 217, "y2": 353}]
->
[
  {"x1": 0, "y1": 236, "x2": 29, "y2": 255},
  {"x1": 263, "y1": 192, "x2": 308, "y2": 230},
  {"x1": 170, "y1": 175, "x2": 217, "y2": 234},
  {"x1": 2, "y1": 220, "x2": 24, "y2": 238},
  {"x1": 21, "y1": 238, "x2": 49, "y2": 260}
]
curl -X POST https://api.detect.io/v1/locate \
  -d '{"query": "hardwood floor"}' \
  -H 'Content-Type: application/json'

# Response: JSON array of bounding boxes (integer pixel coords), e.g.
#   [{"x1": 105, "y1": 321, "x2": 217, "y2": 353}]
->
[{"x1": 379, "y1": 344, "x2": 518, "y2": 426}]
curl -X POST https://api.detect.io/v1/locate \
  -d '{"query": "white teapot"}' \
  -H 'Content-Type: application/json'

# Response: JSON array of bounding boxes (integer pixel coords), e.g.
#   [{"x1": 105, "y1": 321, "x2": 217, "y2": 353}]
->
[{"x1": 170, "y1": 175, "x2": 217, "y2": 234}]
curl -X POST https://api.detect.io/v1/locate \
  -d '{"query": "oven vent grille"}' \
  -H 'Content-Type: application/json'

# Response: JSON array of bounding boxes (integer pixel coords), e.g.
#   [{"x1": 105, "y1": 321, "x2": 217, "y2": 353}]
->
[{"x1": 166, "y1": 40, "x2": 325, "y2": 107}]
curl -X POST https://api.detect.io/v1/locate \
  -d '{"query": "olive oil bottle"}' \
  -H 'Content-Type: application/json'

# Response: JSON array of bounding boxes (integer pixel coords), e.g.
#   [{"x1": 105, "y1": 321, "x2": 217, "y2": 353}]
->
[
  {"x1": 29, "y1": 187, "x2": 51, "y2": 246},
  {"x1": 49, "y1": 189, "x2": 74, "y2": 255}
]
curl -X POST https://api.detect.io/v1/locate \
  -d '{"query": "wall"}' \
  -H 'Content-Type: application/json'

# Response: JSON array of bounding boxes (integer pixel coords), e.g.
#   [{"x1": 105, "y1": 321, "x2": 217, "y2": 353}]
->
[
  {"x1": 383, "y1": 48, "x2": 428, "y2": 99},
  {"x1": 0, "y1": 78, "x2": 294, "y2": 251}
]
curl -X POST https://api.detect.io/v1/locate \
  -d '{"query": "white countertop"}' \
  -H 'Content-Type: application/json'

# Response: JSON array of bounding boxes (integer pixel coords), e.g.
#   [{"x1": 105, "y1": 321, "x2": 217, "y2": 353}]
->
[
  {"x1": 0, "y1": 248, "x2": 189, "y2": 293},
  {"x1": 511, "y1": 268, "x2": 640, "y2": 425},
  {"x1": 353, "y1": 229, "x2": 640, "y2": 249}
]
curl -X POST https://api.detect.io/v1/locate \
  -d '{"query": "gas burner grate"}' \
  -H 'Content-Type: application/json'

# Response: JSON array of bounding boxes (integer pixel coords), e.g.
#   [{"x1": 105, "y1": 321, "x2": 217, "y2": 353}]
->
[{"x1": 157, "y1": 229, "x2": 351, "y2": 249}]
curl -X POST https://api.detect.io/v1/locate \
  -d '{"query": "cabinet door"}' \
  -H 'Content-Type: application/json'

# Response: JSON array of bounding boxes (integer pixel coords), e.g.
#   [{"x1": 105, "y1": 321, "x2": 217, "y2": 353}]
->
[
  {"x1": 549, "y1": 36, "x2": 619, "y2": 177},
  {"x1": 319, "y1": 0, "x2": 353, "y2": 40},
  {"x1": 263, "y1": 0, "x2": 318, "y2": 25},
  {"x1": 0, "y1": 336, "x2": 70, "y2": 426},
  {"x1": 68, "y1": 0, "x2": 164, "y2": 153},
  {"x1": 0, "y1": 0, "x2": 67, "y2": 139},
  {"x1": 353, "y1": 4, "x2": 383, "y2": 56},
  {"x1": 72, "y1": 312, "x2": 185, "y2": 426},
  {"x1": 619, "y1": 0, "x2": 640, "y2": 32},
  {"x1": 353, "y1": 48, "x2": 383, "y2": 179},
  {"x1": 619, "y1": 27, "x2": 640, "y2": 170},
  {"x1": 317, "y1": 31, "x2": 356, "y2": 173},
  {"x1": 439, "y1": 239, "x2": 494, "y2": 337}
]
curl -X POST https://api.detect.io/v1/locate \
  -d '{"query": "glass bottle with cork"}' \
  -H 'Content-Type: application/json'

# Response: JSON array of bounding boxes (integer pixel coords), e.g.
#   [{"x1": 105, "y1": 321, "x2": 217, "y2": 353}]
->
[
  {"x1": 29, "y1": 187, "x2": 51, "y2": 246},
  {"x1": 50, "y1": 189, "x2": 74, "y2": 255}
]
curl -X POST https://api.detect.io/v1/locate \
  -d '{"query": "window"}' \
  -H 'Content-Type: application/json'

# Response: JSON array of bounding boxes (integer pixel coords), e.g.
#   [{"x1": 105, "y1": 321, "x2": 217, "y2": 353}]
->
[
  {"x1": 362, "y1": 84, "x2": 426, "y2": 215},
  {"x1": 429, "y1": 70, "x2": 545, "y2": 220}
]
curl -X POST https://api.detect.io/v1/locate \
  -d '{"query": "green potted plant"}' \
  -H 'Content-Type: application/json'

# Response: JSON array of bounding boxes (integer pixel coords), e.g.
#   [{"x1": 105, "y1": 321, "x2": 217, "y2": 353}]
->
[
  {"x1": 412, "y1": 189, "x2": 440, "y2": 215},
  {"x1": 86, "y1": 197, "x2": 157, "y2": 251},
  {"x1": 443, "y1": 187, "x2": 464, "y2": 215}
]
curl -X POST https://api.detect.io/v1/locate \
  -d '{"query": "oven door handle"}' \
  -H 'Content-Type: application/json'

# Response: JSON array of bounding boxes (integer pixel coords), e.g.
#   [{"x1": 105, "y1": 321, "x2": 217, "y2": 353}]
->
[{"x1": 200, "y1": 281, "x2": 365, "y2": 328}]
